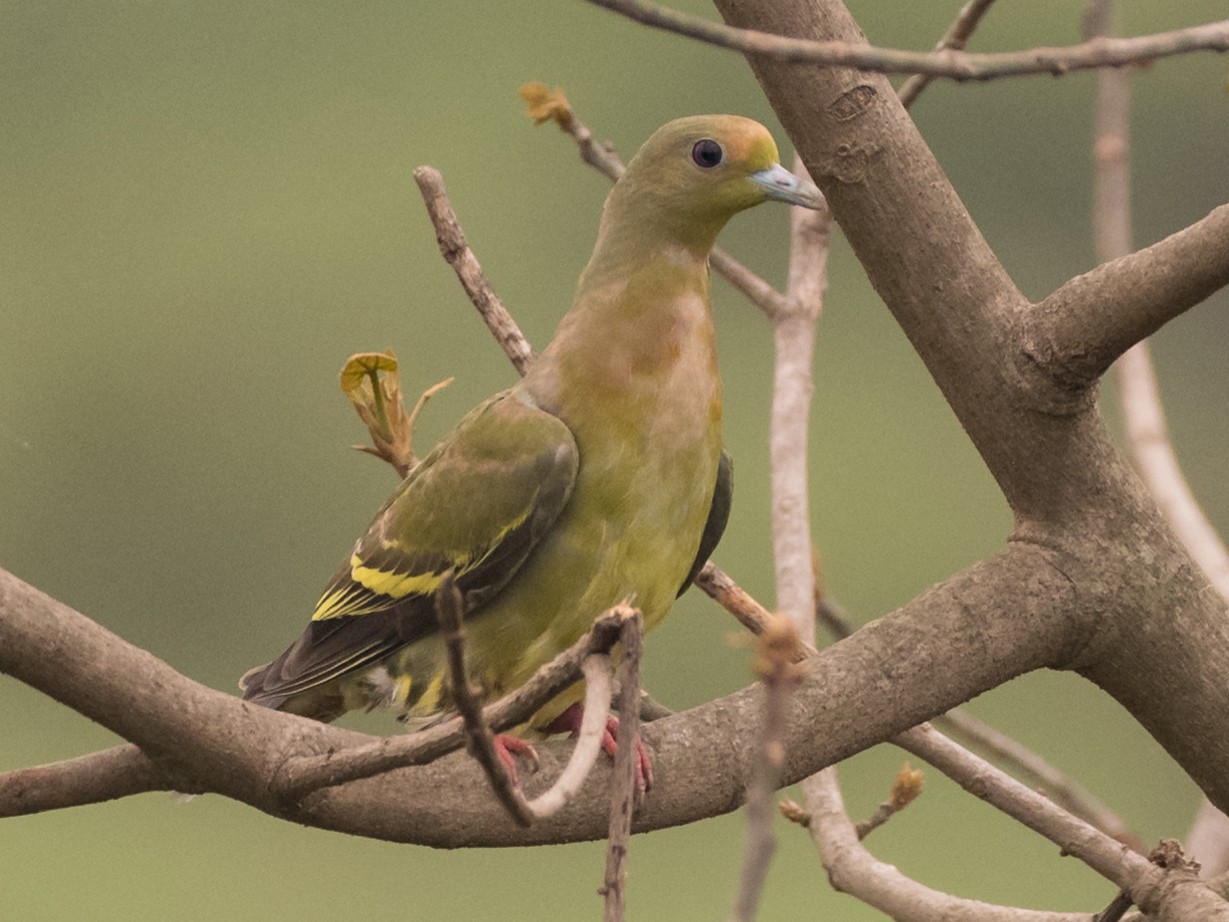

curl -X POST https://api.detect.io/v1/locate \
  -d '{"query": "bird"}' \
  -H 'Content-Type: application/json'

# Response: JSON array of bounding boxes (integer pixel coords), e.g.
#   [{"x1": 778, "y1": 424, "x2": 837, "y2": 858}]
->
[{"x1": 240, "y1": 115, "x2": 823, "y2": 781}]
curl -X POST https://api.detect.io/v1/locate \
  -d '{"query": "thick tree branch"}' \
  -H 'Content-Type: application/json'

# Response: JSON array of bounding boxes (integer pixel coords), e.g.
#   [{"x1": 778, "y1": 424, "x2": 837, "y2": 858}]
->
[
  {"x1": 0, "y1": 536, "x2": 1087, "y2": 845},
  {"x1": 0, "y1": 745, "x2": 169, "y2": 816},
  {"x1": 714, "y1": 0, "x2": 1229, "y2": 818},
  {"x1": 1026, "y1": 203, "x2": 1229, "y2": 390},
  {"x1": 815, "y1": 592, "x2": 1142, "y2": 850},
  {"x1": 590, "y1": 0, "x2": 1229, "y2": 79}
]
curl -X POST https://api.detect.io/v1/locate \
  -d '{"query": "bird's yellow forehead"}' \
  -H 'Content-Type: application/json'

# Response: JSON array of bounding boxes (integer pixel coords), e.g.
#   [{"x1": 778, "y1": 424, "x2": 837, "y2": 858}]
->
[{"x1": 720, "y1": 121, "x2": 781, "y2": 171}]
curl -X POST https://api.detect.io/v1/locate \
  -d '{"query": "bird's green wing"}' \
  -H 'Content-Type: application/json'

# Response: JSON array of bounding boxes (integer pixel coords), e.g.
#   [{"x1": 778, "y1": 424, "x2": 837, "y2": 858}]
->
[
  {"x1": 242, "y1": 390, "x2": 578, "y2": 707},
  {"x1": 677, "y1": 449, "x2": 732, "y2": 597}
]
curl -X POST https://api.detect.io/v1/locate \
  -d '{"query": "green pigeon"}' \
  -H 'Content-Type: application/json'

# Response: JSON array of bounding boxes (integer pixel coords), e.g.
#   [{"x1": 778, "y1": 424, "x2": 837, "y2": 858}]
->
[{"x1": 240, "y1": 115, "x2": 822, "y2": 778}]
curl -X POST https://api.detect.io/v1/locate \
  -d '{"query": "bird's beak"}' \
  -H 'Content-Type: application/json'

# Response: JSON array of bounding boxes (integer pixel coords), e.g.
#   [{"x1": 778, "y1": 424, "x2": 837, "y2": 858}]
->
[{"x1": 749, "y1": 163, "x2": 825, "y2": 210}]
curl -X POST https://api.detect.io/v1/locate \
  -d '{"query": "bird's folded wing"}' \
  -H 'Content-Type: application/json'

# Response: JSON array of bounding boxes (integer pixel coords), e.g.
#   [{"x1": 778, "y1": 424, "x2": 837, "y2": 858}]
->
[{"x1": 246, "y1": 390, "x2": 579, "y2": 700}]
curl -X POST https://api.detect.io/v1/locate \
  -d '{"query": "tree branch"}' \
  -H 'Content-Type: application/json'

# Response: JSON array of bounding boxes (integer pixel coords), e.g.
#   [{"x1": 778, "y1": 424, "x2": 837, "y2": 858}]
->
[
  {"x1": 770, "y1": 158, "x2": 829, "y2": 632},
  {"x1": 0, "y1": 745, "x2": 169, "y2": 817},
  {"x1": 897, "y1": 724, "x2": 1150, "y2": 889},
  {"x1": 897, "y1": 0, "x2": 1000, "y2": 107},
  {"x1": 413, "y1": 166, "x2": 535, "y2": 374},
  {"x1": 814, "y1": 591, "x2": 1143, "y2": 850},
  {"x1": 937, "y1": 708, "x2": 1143, "y2": 852},
  {"x1": 1025, "y1": 203, "x2": 1229, "y2": 391},
  {"x1": 0, "y1": 535, "x2": 1090, "y2": 846},
  {"x1": 602, "y1": 610, "x2": 644, "y2": 922},
  {"x1": 712, "y1": 2, "x2": 1229, "y2": 820},
  {"x1": 694, "y1": 562, "x2": 815, "y2": 660},
  {"x1": 803, "y1": 767, "x2": 1094, "y2": 922},
  {"x1": 589, "y1": 0, "x2": 1229, "y2": 79}
]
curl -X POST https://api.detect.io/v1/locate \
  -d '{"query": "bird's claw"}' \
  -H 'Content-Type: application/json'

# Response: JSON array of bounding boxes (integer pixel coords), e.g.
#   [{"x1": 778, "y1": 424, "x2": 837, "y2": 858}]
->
[
  {"x1": 493, "y1": 733, "x2": 540, "y2": 787},
  {"x1": 546, "y1": 703, "x2": 653, "y2": 794},
  {"x1": 601, "y1": 714, "x2": 654, "y2": 794}
]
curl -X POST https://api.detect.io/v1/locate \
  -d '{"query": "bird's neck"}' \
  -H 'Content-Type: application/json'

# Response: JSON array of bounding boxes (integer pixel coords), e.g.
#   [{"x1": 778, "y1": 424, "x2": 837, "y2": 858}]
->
[
  {"x1": 574, "y1": 184, "x2": 726, "y2": 294},
  {"x1": 520, "y1": 203, "x2": 720, "y2": 425}
]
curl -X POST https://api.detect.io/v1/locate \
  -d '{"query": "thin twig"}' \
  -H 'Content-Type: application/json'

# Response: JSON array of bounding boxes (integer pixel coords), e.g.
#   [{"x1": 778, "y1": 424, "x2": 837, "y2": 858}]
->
[
  {"x1": 589, "y1": 0, "x2": 1229, "y2": 79},
  {"x1": 695, "y1": 562, "x2": 816, "y2": 660},
  {"x1": 770, "y1": 157, "x2": 829, "y2": 636},
  {"x1": 434, "y1": 574, "x2": 536, "y2": 826},
  {"x1": 854, "y1": 762, "x2": 924, "y2": 840},
  {"x1": 413, "y1": 166, "x2": 535, "y2": 375},
  {"x1": 936, "y1": 707, "x2": 1144, "y2": 851},
  {"x1": 802, "y1": 767, "x2": 1093, "y2": 922},
  {"x1": 730, "y1": 617, "x2": 805, "y2": 922},
  {"x1": 895, "y1": 723, "x2": 1157, "y2": 889},
  {"x1": 1189, "y1": 799, "x2": 1229, "y2": 879},
  {"x1": 729, "y1": 164, "x2": 831, "y2": 922},
  {"x1": 602, "y1": 611, "x2": 644, "y2": 922},
  {"x1": 897, "y1": 0, "x2": 1000, "y2": 107},
  {"x1": 1118, "y1": 344, "x2": 1229, "y2": 602},
  {"x1": 526, "y1": 655, "x2": 613, "y2": 818},
  {"x1": 1094, "y1": 890, "x2": 1134, "y2": 922}
]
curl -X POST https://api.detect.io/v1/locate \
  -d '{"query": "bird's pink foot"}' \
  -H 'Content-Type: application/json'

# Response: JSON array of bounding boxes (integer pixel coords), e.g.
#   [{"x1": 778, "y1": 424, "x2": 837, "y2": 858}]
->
[
  {"x1": 493, "y1": 733, "x2": 540, "y2": 786},
  {"x1": 545, "y1": 703, "x2": 653, "y2": 792}
]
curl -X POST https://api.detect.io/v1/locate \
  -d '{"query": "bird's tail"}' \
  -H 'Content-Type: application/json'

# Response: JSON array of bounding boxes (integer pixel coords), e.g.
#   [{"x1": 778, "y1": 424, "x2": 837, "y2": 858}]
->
[{"x1": 238, "y1": 661, "x2": 290, "y2": 710}]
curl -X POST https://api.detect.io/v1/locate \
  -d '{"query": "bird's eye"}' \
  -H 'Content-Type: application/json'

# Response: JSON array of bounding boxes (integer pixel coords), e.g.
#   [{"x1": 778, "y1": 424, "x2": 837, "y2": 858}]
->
[{"x1": 691, "y1": 139, "x2": 724, "y2": 169}]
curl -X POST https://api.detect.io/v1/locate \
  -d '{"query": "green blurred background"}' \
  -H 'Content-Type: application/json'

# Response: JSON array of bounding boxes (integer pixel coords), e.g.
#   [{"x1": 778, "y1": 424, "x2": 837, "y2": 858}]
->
[{"x1": 2, "y1": 2, "x2": 1226, "y2": 919}]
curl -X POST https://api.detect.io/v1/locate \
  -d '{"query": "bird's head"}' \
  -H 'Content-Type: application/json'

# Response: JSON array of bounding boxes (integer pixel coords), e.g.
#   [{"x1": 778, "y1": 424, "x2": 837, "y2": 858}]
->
[{"x1": 610, "y1": 115, "x2": 823, "y2": 248}]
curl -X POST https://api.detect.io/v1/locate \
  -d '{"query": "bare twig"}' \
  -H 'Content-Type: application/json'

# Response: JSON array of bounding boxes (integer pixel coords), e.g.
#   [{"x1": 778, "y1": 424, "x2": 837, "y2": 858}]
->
[
  {"x1": 1189, "y1": 800, "x2": 1229, "y2": 878},
  {"x1": 525, "y1": 655, "x2": 613, "y2": 818},
  {"x1": 694, "y1": 563, "x2": 815, "y2": 659},
  {"x1": 802, "y1": 767, "x2": 1093, "y2": 922},
  {"x1": 434, "y1": 574, "x2": 535, "y2": 826},
  {"x1": 413, "y1": 166, "x2": 535, "y2": 374},
  {"x1": 730, "y1": 616, "x2": 805, "y2": 922},
  {"x1": 854, "y1": 762, "x2": 924, "y2": 840},
  {"x1": 894, "y1": 723, "x2": 1156, "y2": 890},
  {"x1": 897, "y1": 0, "x2": 1000, "y2": 108},
  {"x1": 1118, "y1": 345, "x2": 1229, "y2": 601},
  {"x1": 1094, "y1": 890, "x2": 1134, "y2": 922},
  {"x1": 729, "y1": 164, "x2": 831, "y2": 922},
  {"x1": 602, "y1": 611, "x2": 644, "y2": 922},
  {"x1": 937, "y1": 707, "x2": 1144, "y2": 851},
  {"x1": 771, "y1": 159, "x2": 829, "y2": 635},
  {"x1": 589, "y1": 0, "x2": 1229, "y2": 79}
]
